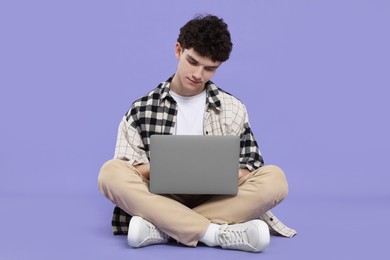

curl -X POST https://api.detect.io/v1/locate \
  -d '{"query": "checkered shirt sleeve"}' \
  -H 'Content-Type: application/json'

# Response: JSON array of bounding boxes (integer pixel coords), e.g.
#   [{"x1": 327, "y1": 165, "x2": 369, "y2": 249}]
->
[
  {"x1": 113, "y1": 81, "x2": 176, "y2": 165},
  {"x1": 260, "y1": 211, "x2": 297, "y2": 237},
  {"x1": 114, "y1": 114, "x2": 149, "y2": 165},
  {"x1": 204, "y1": 86, "x2": 264, "y2": 171}
]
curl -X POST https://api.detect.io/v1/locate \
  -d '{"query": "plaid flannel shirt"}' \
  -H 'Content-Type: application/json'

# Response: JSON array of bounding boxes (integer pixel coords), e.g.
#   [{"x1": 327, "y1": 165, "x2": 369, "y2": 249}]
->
[{"x1": 111, "y1": 77, "x2": 297, "y2": 238}]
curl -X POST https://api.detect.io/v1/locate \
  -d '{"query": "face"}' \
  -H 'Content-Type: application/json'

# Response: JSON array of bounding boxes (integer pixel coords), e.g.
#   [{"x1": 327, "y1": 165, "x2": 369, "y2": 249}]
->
[{"x1": 170, "y1": 43, "x2": 222, "y2": 96}]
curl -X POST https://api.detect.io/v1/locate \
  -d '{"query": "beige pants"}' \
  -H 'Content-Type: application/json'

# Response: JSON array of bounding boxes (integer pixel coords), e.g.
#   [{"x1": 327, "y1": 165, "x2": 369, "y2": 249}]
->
[{"x1": 98, "y1": 159, "x2": 288, "y2": 246}]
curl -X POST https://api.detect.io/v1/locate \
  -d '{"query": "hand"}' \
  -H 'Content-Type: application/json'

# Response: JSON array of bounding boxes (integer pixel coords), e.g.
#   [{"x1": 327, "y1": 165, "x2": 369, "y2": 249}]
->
[
  {"x1": 134, "y1": 163, "x2": 151, "y2": 180},
  {"x1": 238, "y1": 168, "x2": 251, "y2": 179}
]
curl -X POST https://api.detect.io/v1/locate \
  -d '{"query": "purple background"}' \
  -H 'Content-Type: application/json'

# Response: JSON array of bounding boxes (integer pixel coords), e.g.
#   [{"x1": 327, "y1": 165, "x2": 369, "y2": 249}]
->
[{"x1": 1, "y1": 0, "x2": 389, "y2": 259}]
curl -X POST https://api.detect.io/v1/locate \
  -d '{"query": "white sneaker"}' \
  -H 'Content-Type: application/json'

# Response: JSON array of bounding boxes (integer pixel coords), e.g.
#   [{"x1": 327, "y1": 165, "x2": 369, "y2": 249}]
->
[
  {"x1": 215, "y1": 219, "x2": 270, "y2": 252},
  {"x1": 127, "y1": 216, "x2": 170, "y2": 248}
]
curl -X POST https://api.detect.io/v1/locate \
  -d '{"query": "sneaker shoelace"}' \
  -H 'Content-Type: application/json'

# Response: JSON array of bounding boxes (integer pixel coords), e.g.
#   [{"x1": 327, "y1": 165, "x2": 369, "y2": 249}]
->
[
  {"x1": 146, "y1": 222, "x2": 169, "y2": 242},
  {"x1": 216, "y1": 224, "x2": 250, "y2": 248}
]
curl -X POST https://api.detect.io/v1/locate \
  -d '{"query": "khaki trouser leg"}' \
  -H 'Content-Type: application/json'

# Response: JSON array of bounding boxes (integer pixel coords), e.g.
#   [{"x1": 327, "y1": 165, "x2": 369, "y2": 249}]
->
[
  {"x1": 192, "y1": 165, "x2": 289, "y2": 224},
  {"x1": 98, "y1": 159, "x2": 210, "y2": 246}
]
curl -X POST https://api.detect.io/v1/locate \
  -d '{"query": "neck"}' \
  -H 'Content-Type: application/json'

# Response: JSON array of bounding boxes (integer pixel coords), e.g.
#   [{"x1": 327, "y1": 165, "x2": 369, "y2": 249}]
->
[{"x1": 170, "y1": 75, "x2": 206, "y2": 97}]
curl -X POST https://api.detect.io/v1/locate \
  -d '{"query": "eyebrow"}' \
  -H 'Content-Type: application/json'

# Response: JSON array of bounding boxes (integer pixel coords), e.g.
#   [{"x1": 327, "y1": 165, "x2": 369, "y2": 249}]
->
[{"x1": 186, "y1": 54, "x2": 220, "y2": 69}]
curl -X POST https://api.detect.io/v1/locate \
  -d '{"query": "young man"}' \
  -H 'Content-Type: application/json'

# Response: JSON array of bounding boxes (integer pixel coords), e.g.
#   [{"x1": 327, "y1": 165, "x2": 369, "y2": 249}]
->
[{"x1": 98, "y1": 15, "x2": 296, "y2": 253}]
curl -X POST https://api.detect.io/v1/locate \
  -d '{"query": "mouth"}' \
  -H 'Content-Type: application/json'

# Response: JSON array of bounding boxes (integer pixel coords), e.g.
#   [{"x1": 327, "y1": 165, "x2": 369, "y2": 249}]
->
[{"x1": 187, "y1": 77, "x2": 201, "y2": 85}]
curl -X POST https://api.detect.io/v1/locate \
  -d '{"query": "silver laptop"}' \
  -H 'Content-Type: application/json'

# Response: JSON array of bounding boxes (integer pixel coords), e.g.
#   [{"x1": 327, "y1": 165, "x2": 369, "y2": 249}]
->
[{"x1": 150, "y1": 135, "x2": 240, "y2": 195}]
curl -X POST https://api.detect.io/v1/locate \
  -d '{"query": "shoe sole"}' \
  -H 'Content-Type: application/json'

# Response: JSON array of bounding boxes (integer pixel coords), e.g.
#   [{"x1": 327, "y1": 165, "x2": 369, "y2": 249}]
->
[
  {"x1": 127, "y1": 216, "x2": 143, "y2": 248},
  {"x1": 252, "y1": 219, "x2": 270, "y2": 252}
]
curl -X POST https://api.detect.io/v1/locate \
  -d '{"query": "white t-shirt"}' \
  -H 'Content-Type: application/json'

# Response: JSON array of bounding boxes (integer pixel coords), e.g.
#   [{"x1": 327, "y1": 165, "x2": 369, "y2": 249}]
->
[{"x1": 169, "y1": 90, "x2": 206, "y2": 135}]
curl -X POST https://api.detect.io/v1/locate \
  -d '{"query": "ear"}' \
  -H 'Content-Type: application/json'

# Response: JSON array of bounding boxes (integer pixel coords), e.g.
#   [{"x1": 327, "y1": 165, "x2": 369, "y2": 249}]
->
[{"x1": 175, "y1": 42, "x2": 182, "y2": 60}]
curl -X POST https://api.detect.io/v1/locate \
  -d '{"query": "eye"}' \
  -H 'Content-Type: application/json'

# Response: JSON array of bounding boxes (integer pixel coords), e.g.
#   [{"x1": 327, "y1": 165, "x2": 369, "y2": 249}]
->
[{"x1": 187, "y1": 58, "x2": 197, "y2": 65}]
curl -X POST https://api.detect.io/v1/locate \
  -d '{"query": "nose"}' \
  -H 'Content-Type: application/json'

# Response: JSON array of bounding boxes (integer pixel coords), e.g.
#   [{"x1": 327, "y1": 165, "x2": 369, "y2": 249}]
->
[{"x1": 192, "y1": 67, "x2": 203, "y2": 81}]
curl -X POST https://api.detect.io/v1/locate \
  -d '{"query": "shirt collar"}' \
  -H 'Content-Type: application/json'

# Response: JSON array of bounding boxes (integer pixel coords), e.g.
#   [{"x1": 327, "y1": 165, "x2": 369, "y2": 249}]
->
[{"x1": 159, "y1": 76, "x2": 222, "y2": 111}]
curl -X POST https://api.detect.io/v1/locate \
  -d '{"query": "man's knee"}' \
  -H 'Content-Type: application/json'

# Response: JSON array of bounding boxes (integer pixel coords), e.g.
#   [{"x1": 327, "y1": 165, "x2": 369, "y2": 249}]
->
[
  {"x1": 260, "y1": 165, "x2": 289, "y2": 199},
  {"x1": 98, "y1": 159, "x2": 122, "y2": 194}
]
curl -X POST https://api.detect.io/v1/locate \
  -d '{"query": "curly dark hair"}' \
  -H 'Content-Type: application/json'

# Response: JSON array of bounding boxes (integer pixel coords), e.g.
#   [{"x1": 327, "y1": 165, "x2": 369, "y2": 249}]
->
[{"x1": 177, "y1": 14, "x2": 233, "y2": 62}]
